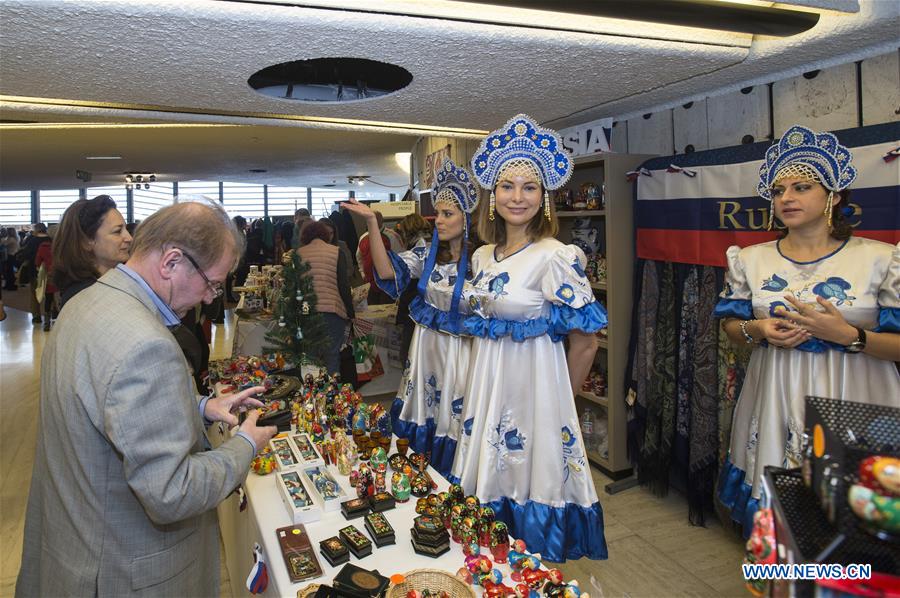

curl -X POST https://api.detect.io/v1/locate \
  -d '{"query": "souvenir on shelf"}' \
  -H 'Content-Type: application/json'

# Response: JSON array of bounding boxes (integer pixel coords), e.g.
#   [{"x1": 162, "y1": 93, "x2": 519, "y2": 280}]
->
[
  {"x1": 370, "y1": 447, "x2": 388, "y2": 474},
  {"x1": 848, "y1": 455, "x2": 900, "y2": 536},
  {"x1": 288, "y1": 432, "x2": 325, "y2": 467},
  {"x1": 270, "y1": 434, "x2": 300, "y2": 471},
  {"x1": 251, "y1": 448, "x2": 277, "y2": 475},
  {"x1": 351, "y1": 463, "x2": 376, "y2": 499},
  {"x1": 369, "y1": 491, "x2": 396, "y2": 513},
  {"x1": 409, "y1": 452, "x2": 428, "y2": 472},
  {"x1": 339, "y1": 524, "x2": 374, "y2": 559},
  {"x1": 364, "y1": 512, "x2": 396, "y2": 547},
  {"x1": 319, "y1": 535, "x2": 351, "y2": 567},
  {"x1": 388, "y1": 453, "x2": 410, "y2": 472},
  {"x1": 276, "y1": 470, "x2": 322, "y2": 524},
  {"x1": 275, "y1": 524, "x2": 323, "y2": 583},
  {"x1": 411, "y1": 514, "x2": 451, "y2": 558},
  {"x1": 302, "y1": 465, "x2": 346, "y2": 511},
  {"x1": 340, "y1": 497, "x2": 371, "y2": 520},
  {"x1": 391, "y1": 469, "x2": 411, "y2": 503},
  {"x1": 489, "y1": 521, "x2": 510, "y2": 563},
  {"x1": 331, "y1": 563, "x2": 390, "y2": 598}
]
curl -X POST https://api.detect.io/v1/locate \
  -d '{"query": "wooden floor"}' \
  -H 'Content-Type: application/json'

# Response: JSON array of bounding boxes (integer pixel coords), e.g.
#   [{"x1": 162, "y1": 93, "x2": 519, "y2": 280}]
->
[{"x1": 0, "y1": 296, "x2": 748, "y2": 598}]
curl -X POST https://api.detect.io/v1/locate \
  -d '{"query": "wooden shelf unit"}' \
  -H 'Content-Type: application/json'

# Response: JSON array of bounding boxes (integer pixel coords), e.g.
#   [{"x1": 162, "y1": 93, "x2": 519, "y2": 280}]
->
[{"x1": 559, "y1": 153, "x2": 653, "y2": 478}]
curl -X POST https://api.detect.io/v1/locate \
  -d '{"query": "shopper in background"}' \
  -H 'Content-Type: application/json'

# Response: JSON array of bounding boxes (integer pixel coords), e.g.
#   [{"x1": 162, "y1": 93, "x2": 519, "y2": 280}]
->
[
  {"x1": 714, "y1": 125, "x2": 900, "y2": 535},
  {"x1": 3, "y1": 227, "x2": 19, "y2": 290},
  {"x1": 356, "y1": 210, "x2": 395, "y2": 305},
  {"x1": 34, "y1": 225, "x2": 58, "y2": 331},
  {"x1": 52, "y1": 195, "x2": 132, "y2": 309},
  {"x1": 16, "y1": 200, "x2": 276, "y2": 597},
  {"x1": 453, "y1": 114, "x2": 608, "y2": 562},
  {"x1": 291, "y1": 208, "x2": 311, "y2": 250},
  {"x1": 19, "y1": 223, "x2": 51, "y2": 324},
  {"x1": 342, "y1": 159, "x2": 479, "y2": 478},
  {"x1": 296, "y1": 220, "x2": 355, "y2": 375},
  {"x1": 226, "y1": 215, "x2": 248, "y2": 302}
]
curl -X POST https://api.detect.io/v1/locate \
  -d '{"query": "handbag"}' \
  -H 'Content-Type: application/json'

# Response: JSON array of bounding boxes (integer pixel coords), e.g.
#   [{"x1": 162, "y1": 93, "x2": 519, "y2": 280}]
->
[{"x1": 34, "y1": 264, "x2": 47, "y2": 304}]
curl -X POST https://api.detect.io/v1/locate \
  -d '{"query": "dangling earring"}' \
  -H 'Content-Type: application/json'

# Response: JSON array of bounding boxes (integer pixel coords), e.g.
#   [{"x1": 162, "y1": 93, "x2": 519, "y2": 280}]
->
[
  {"x1": 544, "y1": 190, "x2": 551, "y2": 221},
  {"x1": 489, "y1": 191, "x2": 495, "y2": 222},
  {"x1": 824, "y1": 191, "x2": 834, "y2": 233},
  {"x1": 767, "y1": 201, "x2": 775, "y2": 231}
]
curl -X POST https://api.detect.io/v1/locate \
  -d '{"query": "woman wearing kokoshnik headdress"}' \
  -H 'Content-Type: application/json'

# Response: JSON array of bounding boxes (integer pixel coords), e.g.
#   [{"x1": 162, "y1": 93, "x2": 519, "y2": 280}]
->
[
  {"x1": 451, "y1": 114, "x2": 608, "y2": 562},
  {"x1": 715, "y1": 124, "x2": 900, "y2": 534},
  {"x1": 342, "y1": 159, "x2": 480, "y2": 478}
]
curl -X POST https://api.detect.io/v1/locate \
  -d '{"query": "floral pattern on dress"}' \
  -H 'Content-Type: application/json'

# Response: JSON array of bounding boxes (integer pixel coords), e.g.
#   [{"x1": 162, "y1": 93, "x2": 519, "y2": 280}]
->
[
  {"x1": 425, "y1": 374, "x2": 442, "y2": 408},
  {"x1": 783, "y1": 417, "x2": 804, "y2": 468},
  {"x1": 561, "y1": 425, "x2": 586, "y2": 484},
  {"x1": 488, "y1": 272, "x2": 510, "y2": 299},
  {"x1": 488, "y1": 411, "x2": 526, "y2": 471},
  {"x1": 430, "y1": 270, "x2": 444, "y2": 283},
  {"x1": 761, "y1": 274, "x2": 788, "y2": 292},
  {"x1": 451, "y1": 396, "x2": 464, "y2": 422},
  {"x1": 812, "y1": 277, "x2": 855, "y2": 306},
  {"x1": 555, "y1": 284, "x2": 576, "y2": 304}
]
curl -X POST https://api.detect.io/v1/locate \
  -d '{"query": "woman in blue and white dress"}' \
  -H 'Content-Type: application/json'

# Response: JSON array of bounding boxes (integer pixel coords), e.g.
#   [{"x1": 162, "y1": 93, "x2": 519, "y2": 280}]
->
[
  {"x1": 452, "y1": 114, "x2": 608, "y2": 562},
  {"x1": 714, "y1": 125, "x2": 900, "y2": 534},
  {"x1": 342, "y1": 159, "x2": 479, "y2": 477}
]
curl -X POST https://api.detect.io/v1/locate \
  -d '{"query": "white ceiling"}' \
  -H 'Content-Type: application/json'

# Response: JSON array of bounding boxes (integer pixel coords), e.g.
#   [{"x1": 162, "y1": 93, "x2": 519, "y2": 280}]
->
[{"x1": 0, "y1": 0, "x2": 897, "y2": 192}]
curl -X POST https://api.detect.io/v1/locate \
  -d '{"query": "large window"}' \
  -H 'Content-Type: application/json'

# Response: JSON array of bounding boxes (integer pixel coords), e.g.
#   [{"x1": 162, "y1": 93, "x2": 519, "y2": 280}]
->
[
  {"x1": 0, "y1": 191, "x2": 32, "y2": 226},
  {"x1": 267, "y1": 186, "x2": 308, "y2": 217},
  {"x1": 177, "y1": 180, "x2": 221, "y2": 204},
  {"x1": 222, "y1": 183, "x2": 265, "y2": 219},
  {"x1": 39, "y1": 189, "x2": 80, "y2": 224},
  {"x1": 310, "y1": 188, "x2": 350, "y2": 219},
  {"x1": 133, "y1": 183, "x2": 175, "y2": 221}
]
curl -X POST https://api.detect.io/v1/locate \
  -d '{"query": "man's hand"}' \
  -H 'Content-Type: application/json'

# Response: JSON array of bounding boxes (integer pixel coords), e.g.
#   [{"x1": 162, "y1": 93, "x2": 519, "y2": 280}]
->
[
  {"x1": 239, "y1": 409, "x2": 278, "y2": 453},
  {"x1": 204, "y1": 385, "x2": 266, "y2": 427}
]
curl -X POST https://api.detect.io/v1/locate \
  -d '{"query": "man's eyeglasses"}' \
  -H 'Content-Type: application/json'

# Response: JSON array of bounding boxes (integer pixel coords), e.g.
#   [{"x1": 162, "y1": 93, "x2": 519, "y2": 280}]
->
[{"x1": 178, "y1": 249, "x2": 224, "y2": 298}]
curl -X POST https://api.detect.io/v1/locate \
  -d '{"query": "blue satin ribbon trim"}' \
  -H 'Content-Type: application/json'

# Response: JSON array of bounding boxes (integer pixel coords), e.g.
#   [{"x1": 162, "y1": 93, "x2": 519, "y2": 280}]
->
[
  {"x1": 464, "y1": 301, "x2": 608, "y2": 342},
  {"x1": 487, "y1": 497, "x2": 608, "y2": 562},
  {"x1": 716, "y1": 457, "x2": 760, "y2": 538},
  {"x1": 374, "y1": 252, "x2": 412, "y2": 300},
  {"x1": 390, "y1": 398, "x2": 435, "y2": 455},
  {"x1": 429, "y1": 434, "x2": 458, "y2": 480},
  {"x1": 713, "y1": 298, "x2": 753, "y2": 319},
  {"x1": 874, "y1": 307, "x2": 900, "y2": 333},
  {"x1": 408, "y1": 295, "x2": 465, "y2": 336}
]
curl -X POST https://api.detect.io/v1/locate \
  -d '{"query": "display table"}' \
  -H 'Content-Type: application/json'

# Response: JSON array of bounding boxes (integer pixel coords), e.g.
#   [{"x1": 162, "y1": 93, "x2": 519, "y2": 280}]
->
[
  {"x1": 230, "y1": 308, "x2": 403, "y2": 400},
  {"x1": 210, "y1": 425, "x2": 467, "y2": 597}
]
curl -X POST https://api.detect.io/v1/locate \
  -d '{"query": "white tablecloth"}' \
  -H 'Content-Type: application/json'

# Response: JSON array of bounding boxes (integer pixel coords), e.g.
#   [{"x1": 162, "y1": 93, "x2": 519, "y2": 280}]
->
[{"x1": 210, "y1": 426, "x2": 468, "y2": 597}]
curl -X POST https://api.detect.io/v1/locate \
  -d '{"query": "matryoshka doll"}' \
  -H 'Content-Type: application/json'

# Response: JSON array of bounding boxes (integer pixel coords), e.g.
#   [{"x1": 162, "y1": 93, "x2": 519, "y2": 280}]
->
[
  {"x1": 375, "y1": 470, "x2": 386, "y2": 494},
  {"x1": 391, "y1": 469, "x2": 411, "y2": 502},
  {"x1": 370, "y1": 446, "x2": 388, "y2": 474},
  {"x1": 542, "y1": 569, "x2": 566, "y2": 598},
  {"x1": 490, "y1": 521, "x2": 510, "y2": 563},
  {"x1": 478, "y1": 506, "x2": 496, "y2": 547}
]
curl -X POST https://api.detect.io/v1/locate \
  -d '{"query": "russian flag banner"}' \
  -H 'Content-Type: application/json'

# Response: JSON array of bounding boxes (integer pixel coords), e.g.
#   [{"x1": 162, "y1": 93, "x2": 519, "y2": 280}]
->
[{"x1": 635, "y1": 124, "x2": 899, "y2": 267}]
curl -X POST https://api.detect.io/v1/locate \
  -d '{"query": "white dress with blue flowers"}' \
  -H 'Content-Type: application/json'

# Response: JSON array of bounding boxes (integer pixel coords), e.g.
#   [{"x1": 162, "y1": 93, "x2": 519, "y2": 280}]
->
[
  {"x1": 375, "y1": 239, "x2": 472, "y2": 478},
  {"x1": 452, "y1": 238, "x2": 609, "y2": 562},
  {"x1": 714, "y1": 237, "x2": 900, "y2": 533}
]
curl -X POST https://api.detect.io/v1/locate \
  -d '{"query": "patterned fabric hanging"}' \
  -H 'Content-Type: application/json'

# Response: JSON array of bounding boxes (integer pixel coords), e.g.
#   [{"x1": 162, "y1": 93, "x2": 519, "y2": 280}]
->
[
  {"x1": 640, "y1": 263, "x2": 677, "y2": 495},
  {"x1": 674, "y1": 266, "x2": 699, "y2": 491},
  {"x1": 628, "y1": 261, "x2": 659, "y2": 464},
  {"x1": 688, "y1": 266, "x2": 720, "y2": 525}
]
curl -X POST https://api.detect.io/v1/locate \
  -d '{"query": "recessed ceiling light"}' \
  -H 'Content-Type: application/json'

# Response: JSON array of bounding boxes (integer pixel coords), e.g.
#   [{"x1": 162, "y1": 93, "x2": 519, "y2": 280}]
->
[
  {"x1": 249, "y1": 58, "x2": 413, "y2": 103},
  {"x1": 85, "y1": 156, "x2": 122, "y2": 160},
  {"x1": 249, "y1": 168, "x2": 267, "y2": 173}
]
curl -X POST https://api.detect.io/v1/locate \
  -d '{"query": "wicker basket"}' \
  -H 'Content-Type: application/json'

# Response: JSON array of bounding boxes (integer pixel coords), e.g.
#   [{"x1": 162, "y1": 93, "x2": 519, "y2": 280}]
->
[{"x1": 386, "y1": 568, "x2": 475, "y2": 598}]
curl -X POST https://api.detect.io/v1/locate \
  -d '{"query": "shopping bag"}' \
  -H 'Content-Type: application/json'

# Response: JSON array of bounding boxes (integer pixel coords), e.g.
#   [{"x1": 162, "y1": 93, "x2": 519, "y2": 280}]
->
[
  {"x1": 34, "y1": 264, "x2": 47, "y2": 304},
  {"x1": 352, "y1": 333, "x2": 384, "y2": 383}
]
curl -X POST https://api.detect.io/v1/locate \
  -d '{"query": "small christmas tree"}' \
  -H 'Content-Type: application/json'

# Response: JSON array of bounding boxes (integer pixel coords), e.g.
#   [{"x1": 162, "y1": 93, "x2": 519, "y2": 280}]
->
[{"x1": 265, "y1": 251, "x2": 330, "y2": 368}]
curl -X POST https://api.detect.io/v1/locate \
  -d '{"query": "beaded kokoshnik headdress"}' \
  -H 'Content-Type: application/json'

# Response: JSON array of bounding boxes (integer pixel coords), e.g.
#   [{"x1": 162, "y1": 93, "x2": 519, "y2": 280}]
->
[
  {"x1": 419, "y1": 158, "x2": 480, "y2": 331},
  {"x1": 758, "y1": 124, "x2": 857, "y2": 231},
  {"x1": 471, "y1": 114, "x2": 574, "y2": 221}
]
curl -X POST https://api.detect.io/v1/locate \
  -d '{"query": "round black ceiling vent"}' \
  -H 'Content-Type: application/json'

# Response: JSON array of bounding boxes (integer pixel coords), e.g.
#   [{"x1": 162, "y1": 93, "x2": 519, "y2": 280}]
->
[{"x1": 248, "y1": 57, "x2": 412, "y2": 102}]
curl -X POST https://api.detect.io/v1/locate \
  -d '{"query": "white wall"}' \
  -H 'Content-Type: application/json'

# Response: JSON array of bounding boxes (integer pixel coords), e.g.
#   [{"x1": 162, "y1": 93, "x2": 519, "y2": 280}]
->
[{"x1": 609, "y1": 49, "x2": 899, "y2": 155}]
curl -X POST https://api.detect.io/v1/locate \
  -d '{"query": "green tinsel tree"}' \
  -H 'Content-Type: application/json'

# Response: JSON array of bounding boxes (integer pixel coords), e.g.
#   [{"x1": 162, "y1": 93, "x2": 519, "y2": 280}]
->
[{"x1": 264, "y1": 251, "x2": 330, "y2": 368}]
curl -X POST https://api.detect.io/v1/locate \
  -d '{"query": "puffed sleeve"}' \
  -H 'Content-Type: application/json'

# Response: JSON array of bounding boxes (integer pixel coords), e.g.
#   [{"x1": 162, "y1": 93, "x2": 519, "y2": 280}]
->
[
  {"x1": 713, "y1": 245, "x2": 753, "y2": 319},
  {"x1": 375, "y1": 238, "x2": 429, "y2": 299},
  {"x1": 541, "y1": 243, "x2": 608, "y2": 335},
  {"x1": 874, "y1": 242, "x2": 900, "y2": 332}
]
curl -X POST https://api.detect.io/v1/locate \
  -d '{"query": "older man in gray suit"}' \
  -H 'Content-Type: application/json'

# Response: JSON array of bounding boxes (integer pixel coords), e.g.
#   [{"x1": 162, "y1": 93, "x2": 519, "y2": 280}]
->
[{"x1": 17, "y1": 201, "x2": 277, "y2": 597}]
